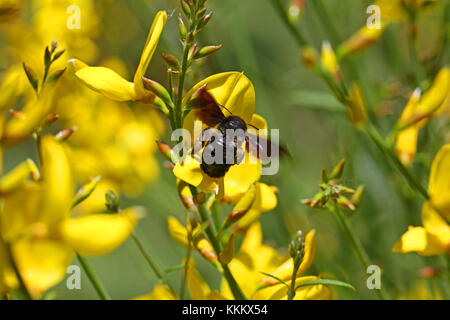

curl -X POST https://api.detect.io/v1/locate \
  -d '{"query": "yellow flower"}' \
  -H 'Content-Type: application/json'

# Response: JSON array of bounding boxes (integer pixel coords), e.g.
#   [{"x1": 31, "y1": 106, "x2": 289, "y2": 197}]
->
[
  {"x1": 173, "y1": 72, "x2": 271, "y2": 200},
  {"x1": 337, "y1": 24, "x2": 385, "y2": 59},
  {"x1": 71, "y1": 11, "x2": 167, "y2": 102},
  {"x1": 0, "y1": 235, "x2": 19, "y2": 298},
  {"x1": 134, "y1": 284, "x2": 178, "y2": 300},
  {"x1": 395, "y1": 68, "x2": 450, "y2": 165},
  {"x1": 321, "y1": 41, "x2": 341, "y2": 83},
  {"x1": 393, "y1": 144, "x2": 450, "y2": 256},
  {"x1": 0, "y1": 136, "x2": 142, "y2": 297},
  {"x1": 221, "y1": 223, "x2": 331, "y2": 300}
]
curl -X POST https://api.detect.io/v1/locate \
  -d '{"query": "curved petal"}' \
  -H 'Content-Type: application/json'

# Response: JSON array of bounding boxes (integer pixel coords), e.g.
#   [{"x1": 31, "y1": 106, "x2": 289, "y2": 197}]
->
[
  {"x1": 392, "y1": 225, "x2": 446, "y2": 256},
  {"x1": 252, "y1": 275, "x2": 332, "y2": 300},
  {"x1": 167, "y1": 216, "x2": 188, "y2": 247},
  {"x1": 173, "y1": 160, "x2": 204, "y2": 187},
  {"x1": 183, "y1": 72, "x2": 255, "y2": 136},
  {"x1": 187, "y1": 259, "x2": 212, "y2": 300},
  {"x1": 41, "y1": 136, "x2": 73, "y2": 230},
  {"x1": 428, "y1": 144, "x2": 450, "y2": 218},
  {"x1": 60, "y1": 208, "x2": 143, "y2": 255},
  {"x1": 73, "y1": 62, "x2": 136, "y2": 101},
  {"x1": 133, "y1": 11, "x2": 167, "y2": 98},
  {"x1": 134, "y1": 284, "x2": 178, "y2": 300},
  {"x1": 422, "y1": 203, "x2": 450, "y2": 253},
  {"x1": 12, "y1": 238, "x2": 74, "y2": 298}
]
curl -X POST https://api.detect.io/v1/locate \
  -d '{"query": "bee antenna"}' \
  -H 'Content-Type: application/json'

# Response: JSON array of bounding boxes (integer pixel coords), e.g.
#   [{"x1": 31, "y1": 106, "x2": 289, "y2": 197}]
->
[
  {"x1": 217, "y1": 103, "x2": 233, "y2": 115},
  {"x1": 248, "y1": 124, "x2": 259, "y2": 130}
]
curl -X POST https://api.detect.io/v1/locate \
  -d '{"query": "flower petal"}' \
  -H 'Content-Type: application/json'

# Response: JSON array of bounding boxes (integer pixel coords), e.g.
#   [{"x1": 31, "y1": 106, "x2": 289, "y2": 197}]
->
[
  {"x1": 40, "y1": 136, "x2": 73, "y2": 229},
  {"x1": 392, "y1": 225, "x2": 446, "y2": 256},
  {"x1": 12, "y1": 238, "x2": 74, "y2": 297},
  {"x1": 134, "y1": 284, "x2": 178, "y2": 300},
  {"x1": 428, "y1": 144, "x2": 450, "y2": 218},
  {"x1": 73, "y1": 62, "x2": 136, "y2": 101},
  {"x1": 60, "y1": 208, "x2": 143, "y2": 255},
  {"x1": 133, "y1": 11, "x2": 167, "y2": 99},
  {"x1": 422, "y1": 203, "x2": 450, "y2": 253},
  {"x1": 183, "y1": 72, "x2": 255, "y2": 135}
]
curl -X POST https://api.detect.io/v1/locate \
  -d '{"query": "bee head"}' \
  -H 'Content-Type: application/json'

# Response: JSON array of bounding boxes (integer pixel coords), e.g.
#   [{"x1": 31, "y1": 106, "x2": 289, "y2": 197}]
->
[{"x1": 218, "y1": 116, "x2": 247, "y2": 133}]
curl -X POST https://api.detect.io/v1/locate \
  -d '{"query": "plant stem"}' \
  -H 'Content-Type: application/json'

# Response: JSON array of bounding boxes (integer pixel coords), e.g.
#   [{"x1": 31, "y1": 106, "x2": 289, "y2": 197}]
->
[
  {"x1": 270, "y1": 0, "x2": 307, "y2": 48},
  {"x1": 287, "y1": 260, "x2": 300, "y2": 300},
  {"x1": 175, "y1": 42, "x2": 191, "y2": 129},
  {"x1": 76, "y1": 254, "x2": 111, "y2": 300},
  {"x1": 180, "y1": 241, "x2": 192, "y2": 300},
  {"x1": 189, "y1": 185, "x2": 247, "y2": 300},
  {"x1": 326, "y1": 204, "x2": 389, "y2": 300},
  {"x1": 365, "y1": 124, "x2": 429, "y2": 200},
  {"x1": 131, "y1": 232, "x2": 175, "y2": 292}
]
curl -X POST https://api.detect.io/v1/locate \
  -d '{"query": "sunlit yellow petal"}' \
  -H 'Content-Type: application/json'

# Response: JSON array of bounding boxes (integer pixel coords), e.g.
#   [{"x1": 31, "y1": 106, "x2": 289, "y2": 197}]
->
[
  {"x1": 395, "y1": 125, "x2": 419, "y2": 166},
  {"x1": 133, "y1": 11, "x2": 167, "y2": 99},
  {"x1": 40, "y1": 136, "x2": 73, "y2": 229},
  {"x1": 392, "y1": 225, "x2": 446, "y2": 256},
  {"x1": 60, "y1": 208, "x2": 143, "y2": 255},
  {"x1": 183, "y1": 72, "x2": 256, "y2": 135},
  {"x1": 73, "y1": 63, "x2": 136, "y2": 101},
  {"x1": 168, "y1": 216, "x2": 188, "y2": 247},
  {"x1": 187, "y1": 259, "x2": 211, "y2": 300},
  {"x1": 12, "y1": 238, "x2": 73, "y2": 297},
  {"x1": 134, "y1": 284, "x2": 178, "y2": 300},
  {"x1": 253, "y1": 275, "x2": 332, "y2": 300},
  {"x1": 428, "y1": 144, "x2": 450, "y2": 218},
  {"x1": 422, "y1": 203, "x2": 450, "y2": 253}
]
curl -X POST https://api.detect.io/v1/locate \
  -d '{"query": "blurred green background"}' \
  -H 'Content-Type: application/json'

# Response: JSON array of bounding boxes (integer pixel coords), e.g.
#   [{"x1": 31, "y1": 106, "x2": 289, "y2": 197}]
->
[{"x1": 2, "y1": 0, "x2": 449, "y2": 299}]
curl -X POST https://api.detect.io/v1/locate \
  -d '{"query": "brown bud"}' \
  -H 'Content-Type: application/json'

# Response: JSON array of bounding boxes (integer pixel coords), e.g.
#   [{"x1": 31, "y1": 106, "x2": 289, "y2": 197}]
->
[
  {"x1": 55, "y1": 127, "x2": 76, "y2": 141},
  {"x1": 162, "y1": 53, "x2": 180, "y2": 70}
]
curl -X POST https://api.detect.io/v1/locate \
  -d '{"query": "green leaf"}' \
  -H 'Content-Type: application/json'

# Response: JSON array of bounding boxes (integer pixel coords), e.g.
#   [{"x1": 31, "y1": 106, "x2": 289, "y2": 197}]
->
[
  {"x1": 290, "y1": 91, "x2": 345, "y2": 112},
  {"x1": 295, "y1": 279, "x2": 355, "y2": 291},
  {"x1": 259, "y1": 272, "x2": 290, "y2": 290}
]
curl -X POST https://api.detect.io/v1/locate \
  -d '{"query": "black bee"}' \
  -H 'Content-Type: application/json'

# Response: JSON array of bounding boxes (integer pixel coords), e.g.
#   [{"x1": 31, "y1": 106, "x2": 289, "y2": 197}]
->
[{"x1": 188, "y1": 85, "x2": 287, "y2": 178}]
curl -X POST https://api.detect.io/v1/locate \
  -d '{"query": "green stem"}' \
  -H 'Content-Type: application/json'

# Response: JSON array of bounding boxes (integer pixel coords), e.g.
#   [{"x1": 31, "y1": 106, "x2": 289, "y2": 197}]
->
[
  {"x1": 131, "y1": 232, "x2": 175, "y2": 292},
  {"x1": 189, "y1": 185, "x2": 247, "y2": 300},
  {"x1": 76, "y1": 254, "x2": 111, "y2": 300},
  {"x1": 270, "y1": 0, "x2": 307, "y2": 47},
  {"x1": 175, "y1": 43, "x2": 191, "y2": 129},
  {"x1": 327, "y1": 204, "x2": 389, "y2": 300},
  {"x1": 180, "y1": 241, "x2": 192, "y2": 300},
  {"x1": 365, "y1": 124, "x2": 429, "y2": 200},
  {"x1": 287, "y1": 260, "x2": 300, "y2": 300},
  {"x1": 309, "y1": 0, "x2": 341, "y2": 47}
]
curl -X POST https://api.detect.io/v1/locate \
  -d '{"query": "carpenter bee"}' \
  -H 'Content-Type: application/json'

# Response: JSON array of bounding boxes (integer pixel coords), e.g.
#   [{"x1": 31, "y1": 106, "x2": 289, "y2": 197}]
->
[{"x1": 187, "y1": 85, "x2": 287, "y2": 178}]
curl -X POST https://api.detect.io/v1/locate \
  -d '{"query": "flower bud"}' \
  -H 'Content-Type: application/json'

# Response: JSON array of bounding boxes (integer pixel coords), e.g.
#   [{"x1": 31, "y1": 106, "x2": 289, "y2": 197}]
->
[
  {"x1": 336, "y1": 196, "x2": 356, "y2": 211},
  {"x1": 194, "y1": 45, "x2": 223, "y2": 59},
  {"x1": 337, "y1": 24, "x2": 384, "y2": 59},
  {"x1": 187, "y1": 43, "x2": 198, "y2": 61},
  {"x1": 181, "y1": 0, "x2": 191, "y2": 17},
  {"x1": 219, "y1": 234, "x2": 235, "y2": 265},
  {"x1": 51, "y1": 40, "x2": 58, "y2": 53},
  {"x1": 52, "y1": 49, "x2": 66, "y2": 62},
  {"x1": 289, "y1": 230, "x2": 305, "y2": 265},
  {"x1": 197, "y1": 12, "x2": 212, "y2": 30},
  {"x1": 105, "y1": 190, "x2": 120, "y2": 213},
  {"x1": 351, "y1": 185, "x2": 364, "y2": 207},
  {"x1": 45, "y1": 113, "x2": 59, "y2": 125},
  {"x1": 301, "y1": 46, "x2": 317, "y2": 69},
  {"x1": 321, "y1": 41, "x2": 341, "y2": 83},
  {"x1": 143, "y1": 77, "x2": 174, "y2": 109},
  {"x1": 348, "y1": 83, "x2": 367, "y2": 127},
  {"x1": 288, "y1": 0, "x2": 305, "y2": 25},
  {"x1": 55, "y1": 126, "x2": 76, "y2": 141},
  {"x1": 162, "y1": 53, "x2": 180, "y2": 71},
  {"x1": 47, "y1": 68, "x2": 66, "y2": 84},
  {"x1": 9, "y1": 109, "x2": 26, "y2": 120},
  {"x1": 22, "y1": 62, "x2": 38, "y2": 92},
  {"x1": 328, "y1": 159, "x2": 346, "y2": 181},
  {"x1": 178, "y1": 15, "x2": 187, "y2": 40},
  {"x1": 156, "y1": 140, "x2": 179, "y2": 164},
  {"x1": 72, "y1": 176, "x2": 101, "y2": 208}
]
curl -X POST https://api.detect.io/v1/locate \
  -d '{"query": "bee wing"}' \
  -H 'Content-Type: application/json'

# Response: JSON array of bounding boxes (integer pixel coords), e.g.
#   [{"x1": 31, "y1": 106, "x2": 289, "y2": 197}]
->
[
  {"x1": 188, "y1": 85, "x2": 225, "y2": 127},
  {"x1": 245, "y1": 133, "x2": 290, "y2": 163}
]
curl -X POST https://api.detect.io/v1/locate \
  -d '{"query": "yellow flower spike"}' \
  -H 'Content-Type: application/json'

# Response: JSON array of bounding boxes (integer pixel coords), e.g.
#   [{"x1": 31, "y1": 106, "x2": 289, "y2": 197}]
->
[
  {"x1": 12, "y1": 238, "x2": 74, "y2": 298},
  {"x1": 71, "y1": 11, "x2": 167, "y2": 102},
  {"x1": 60, "y1": 207, "x2": 144, "y2": 256},
  {"x1": 321, "y1": 41, "x2": 341, "y2": 83},
  {"x1": 40, "y1": 136, "x2": 73, "y2": 229},
  {"x1": 0, "y1": 159, "x2": 38, "y2": 194},
  {"x1": 428, "y1": 144, "x2": 450, "y2": 218},
  {"x1": 252, "y1": 275, "x2": 332, "y2": 300},
  {"x1": 348, "y1": 83, "x2": 367, "y2": 127},
  {"x1": 393, "y1": 204, "x2": 450, "y2": 256},
  {"x1": 260, "y1": 230, "x2": 316, "y2": 286},
  {"x1": 134, "y1": 284, "x2": 178, "y2": 300}
]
